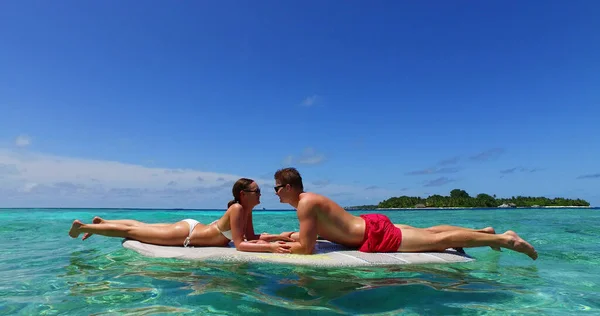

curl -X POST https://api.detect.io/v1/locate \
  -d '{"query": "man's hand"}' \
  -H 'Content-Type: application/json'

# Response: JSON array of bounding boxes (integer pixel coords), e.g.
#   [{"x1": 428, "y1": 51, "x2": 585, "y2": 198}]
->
[
  {"x1": 270, "y1": 241, "x2": 292, "y2": 254},
  {"x1": 279, "y1": 231, "x2": 294, "y2": 238}
]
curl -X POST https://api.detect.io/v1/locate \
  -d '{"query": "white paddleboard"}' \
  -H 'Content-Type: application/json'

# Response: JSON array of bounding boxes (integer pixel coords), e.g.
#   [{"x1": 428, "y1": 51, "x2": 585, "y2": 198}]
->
[{"x1": 122, "y1": 239, "x2": 474, "y2": 267}]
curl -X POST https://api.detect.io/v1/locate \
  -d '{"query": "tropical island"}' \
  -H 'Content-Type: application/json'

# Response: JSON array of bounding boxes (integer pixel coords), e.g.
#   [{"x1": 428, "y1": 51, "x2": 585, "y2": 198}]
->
[{"x1": 346, "y1": 189, "x2": 591, "y2": 210}]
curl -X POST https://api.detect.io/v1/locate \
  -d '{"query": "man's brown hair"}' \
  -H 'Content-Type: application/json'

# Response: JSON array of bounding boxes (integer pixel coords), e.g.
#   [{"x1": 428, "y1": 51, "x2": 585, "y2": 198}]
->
[{"x1": 274, "y1": 167, "x2": 304, "y2": 191}]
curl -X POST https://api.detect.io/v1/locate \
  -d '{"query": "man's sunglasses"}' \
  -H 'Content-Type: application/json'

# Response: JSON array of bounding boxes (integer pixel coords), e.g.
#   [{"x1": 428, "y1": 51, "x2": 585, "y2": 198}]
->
[{"x1": 273, "y1": 184, "x2": 286, "y2": 193}]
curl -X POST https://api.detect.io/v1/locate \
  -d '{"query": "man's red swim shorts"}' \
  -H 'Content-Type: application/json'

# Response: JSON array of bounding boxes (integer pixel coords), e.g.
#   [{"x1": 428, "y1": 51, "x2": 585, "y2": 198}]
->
[{"x1": 358, "y1": 214, "x2": 402, "y2": 253}]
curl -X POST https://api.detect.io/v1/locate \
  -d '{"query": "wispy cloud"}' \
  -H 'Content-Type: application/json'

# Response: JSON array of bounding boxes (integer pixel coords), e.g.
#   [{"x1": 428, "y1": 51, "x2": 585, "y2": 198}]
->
[
  {"x1": 15, "y1": 135, "x2": 31, "y2": 147},
  {"x1": 405, "y1": 167, "x2": 461, "y2": 176},
  {"x1": 500, "y1": 167, "x2": 522, "y2": 174},
  {"x1": 438, "y1": 156, "x2": 460, "y2": 166},
  {"x1": 0, "y1": 149, "x2": 251, "y2": 207},
  {"x1": 528, "y1": 168, "x2": 544, "y2": 173},
  {"x1": 365, "y1": 185, "x2": 380, "y2": 190},
  {"x1": 469, "y1": 148, "x2": 505, "y2": 162},
  {"x1": 300, "y1": 95, "x2": 318, "y2": 107},
  {"x1": 576, "y1": 173, "x2": 600, "y2": 179},
  {"x1": 311, "y1": 179, "x2": 330, "y2": 187},
  {"x1": 424, "y1": 177, "x2": 455, "y2": 187},
  {"x1": 0, "y1": 149, "x2": 397, "y2": 208},
  {"x1": 284, "y1": 147, "x2": 326, "y2": 165},
  {"x1": 0, "y1": 163, "x2": 21, "y2": 176},
  {"x1": 282, "y1": 155, "x2": 294, "y2": 166},
  {"x1": 500, "y1": 167, "x2": 545, "y2": 174}
]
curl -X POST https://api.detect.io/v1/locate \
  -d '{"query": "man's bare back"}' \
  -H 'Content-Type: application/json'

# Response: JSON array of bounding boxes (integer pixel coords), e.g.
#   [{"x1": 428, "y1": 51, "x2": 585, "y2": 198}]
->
[{"x1": 296, "y1": 192, "x2": 366, "y2": 248}]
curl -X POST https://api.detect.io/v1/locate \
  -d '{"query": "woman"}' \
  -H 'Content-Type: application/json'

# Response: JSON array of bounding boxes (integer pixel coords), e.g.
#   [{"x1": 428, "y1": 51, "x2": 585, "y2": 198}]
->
[{"x1": 68, "y1": 178, "x2": 293, "y2": 253}]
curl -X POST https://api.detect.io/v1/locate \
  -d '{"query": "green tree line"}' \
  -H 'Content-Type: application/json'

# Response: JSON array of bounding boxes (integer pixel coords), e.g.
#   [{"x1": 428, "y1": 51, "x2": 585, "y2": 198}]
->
[{"x1": 347, "y1": 189, "x2": 590, "y2": 209}]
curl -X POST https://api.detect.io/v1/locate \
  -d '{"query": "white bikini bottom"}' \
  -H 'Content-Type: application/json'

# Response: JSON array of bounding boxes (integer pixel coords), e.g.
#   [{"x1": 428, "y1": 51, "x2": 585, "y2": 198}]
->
[{"x1": 182, "y1": 219, "x2": 200, "y2": 247}]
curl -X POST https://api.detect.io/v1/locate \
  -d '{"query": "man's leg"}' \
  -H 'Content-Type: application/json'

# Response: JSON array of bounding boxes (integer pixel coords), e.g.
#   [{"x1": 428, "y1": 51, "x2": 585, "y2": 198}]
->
[
  {"x1": 426, "y1": 225, "x2": 495, "y2": 234},
  {"x1": 395, "y1": 224, "x2": 501, "y2": 251},
  {"x1": 395, "y1": 224, "x2": 495, "y2": 234},
  {"x1": 398, "y1": 228, "x2": 537, "y2": 260}
]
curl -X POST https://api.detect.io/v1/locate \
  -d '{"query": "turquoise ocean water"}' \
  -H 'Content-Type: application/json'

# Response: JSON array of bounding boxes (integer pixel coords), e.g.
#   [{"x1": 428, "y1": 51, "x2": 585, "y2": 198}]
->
[{"x1": 1, "y1": 207, "x2": 598, "y2": 315}]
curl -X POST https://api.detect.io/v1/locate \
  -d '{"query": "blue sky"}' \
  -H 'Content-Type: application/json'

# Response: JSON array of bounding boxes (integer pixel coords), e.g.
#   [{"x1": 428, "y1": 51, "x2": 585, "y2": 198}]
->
[{"x1": 1, "y1": 1, "x2": 599, "y2": 208}]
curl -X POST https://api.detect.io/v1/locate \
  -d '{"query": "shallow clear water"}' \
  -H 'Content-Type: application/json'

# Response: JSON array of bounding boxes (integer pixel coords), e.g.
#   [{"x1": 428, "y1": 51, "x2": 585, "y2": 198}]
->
[{"x1": 1, "y1": 208, "x2": 598, "y2": 315}]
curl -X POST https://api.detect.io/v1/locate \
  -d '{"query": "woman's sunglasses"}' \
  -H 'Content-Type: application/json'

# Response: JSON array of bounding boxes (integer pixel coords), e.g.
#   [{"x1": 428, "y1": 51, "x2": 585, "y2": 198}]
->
[{"x1": 243, "y1": 188, "x2": 261, "y2": 194}]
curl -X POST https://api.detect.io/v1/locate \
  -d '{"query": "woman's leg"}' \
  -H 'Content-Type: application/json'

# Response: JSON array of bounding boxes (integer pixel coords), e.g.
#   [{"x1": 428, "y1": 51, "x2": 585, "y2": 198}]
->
[
  {"x1": 69, "y1": 220, "x2": 190, "y2": 246},
  {"x1": 91, "y1": 216, "x2": 171, "y2": 226},
  {"x1": 397, "y1": 228, "x2": 537, "y2": 260},
  {"x1": 81, "y1": 217, "x2": 172, "y2": 240}
]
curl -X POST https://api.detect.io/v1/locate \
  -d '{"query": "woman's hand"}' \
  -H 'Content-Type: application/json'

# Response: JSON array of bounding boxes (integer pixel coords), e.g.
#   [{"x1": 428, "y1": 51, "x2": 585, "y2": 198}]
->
[
  {"x1": 270, "y1": 241, "x2": 292, "y2": 254},
  {"x1": 246, "y1": 240, "x2": 269, "y2": 244},
  {"x1": 260, "y1": 234, "x2": 295, "y2": 242}
]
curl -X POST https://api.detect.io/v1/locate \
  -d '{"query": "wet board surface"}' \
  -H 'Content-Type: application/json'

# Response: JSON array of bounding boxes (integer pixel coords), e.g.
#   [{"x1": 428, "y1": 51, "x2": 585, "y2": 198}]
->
[{"x1": 122, "y1": 239, "x2": 475, "y2": 267}]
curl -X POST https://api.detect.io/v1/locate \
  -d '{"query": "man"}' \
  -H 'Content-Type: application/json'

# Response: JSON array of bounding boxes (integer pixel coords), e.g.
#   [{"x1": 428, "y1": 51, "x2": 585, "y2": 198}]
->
[{"x1": 273, "y1": 167, "x2": 538, "y2": 260}]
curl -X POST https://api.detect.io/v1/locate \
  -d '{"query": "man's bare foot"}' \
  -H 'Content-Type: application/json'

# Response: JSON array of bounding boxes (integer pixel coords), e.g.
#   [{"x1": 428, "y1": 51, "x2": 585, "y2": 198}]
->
[
  {"x1": 453, "y1": 227, "x2": 500, "y2": 254},
  {"x1": 69, "y1": 220, "x2": 83, "y2": 238},
  {"x1": 480, "y1": 227, "x2": 502, "y2": 252},
  {"x1": 481, "y1": 227, "x2": 495, "y2": 234},
  {"x1": 503, "y1": 230, "x2": 538, "y2": 260},
  {"x1": 81, "y1": 217, "x2": 103, "y2": 240}
]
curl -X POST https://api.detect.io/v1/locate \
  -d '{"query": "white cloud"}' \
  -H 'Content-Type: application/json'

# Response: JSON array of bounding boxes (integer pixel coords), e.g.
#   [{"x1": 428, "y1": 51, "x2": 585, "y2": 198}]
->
[
  {"x1": 284, "y1": 147, "x2": 326, "y2": 166},
  {"x1": 297, "y1": 147, "x2": 325, "y2": 165},
  {"x1": 15, "y1": 135, "x2": 31, "y2": 147},
  {"x1": 282, "y1": 155, "x2": 294, "y2": 166},
  {"x1": 21, "y1": 182, "x2": 38, "y2": 193},
  {"x1": 0, "y1": 149, "x2": 399, "y2": 208},
  {"x1": 0, "y1": 149, "x2": 257, "y2": 208},
  {"x1": 300, "y1": 95, "x2": 318, "y2": 107}
]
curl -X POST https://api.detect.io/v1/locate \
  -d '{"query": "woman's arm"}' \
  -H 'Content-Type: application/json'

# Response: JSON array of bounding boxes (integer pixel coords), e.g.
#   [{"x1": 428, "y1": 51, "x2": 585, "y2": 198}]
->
[
  {"x1": 243, "y1": 211, "x2": 260, "y2": 240},
  {"x1": 229, "y1": 205, "x2": 291, "y2": 253},
  {"x1": 245, "y1": 211, "x2": 295, "y2": 242}
]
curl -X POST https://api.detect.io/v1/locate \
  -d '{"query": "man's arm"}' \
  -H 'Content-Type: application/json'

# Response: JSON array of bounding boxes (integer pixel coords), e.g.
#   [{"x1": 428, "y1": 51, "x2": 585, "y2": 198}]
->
[{"x1": 288, "y1": 199, "x2": 318, "y2": 254}]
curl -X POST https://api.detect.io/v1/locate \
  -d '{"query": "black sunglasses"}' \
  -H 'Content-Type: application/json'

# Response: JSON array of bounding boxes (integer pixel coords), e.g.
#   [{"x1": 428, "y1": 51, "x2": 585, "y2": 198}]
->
[
  {"x1": 273, "y1": 184, "x2": 286, "y2": 193},
  {"x1": 243, "y1": 188, "x2": 261, "y2": 194}
]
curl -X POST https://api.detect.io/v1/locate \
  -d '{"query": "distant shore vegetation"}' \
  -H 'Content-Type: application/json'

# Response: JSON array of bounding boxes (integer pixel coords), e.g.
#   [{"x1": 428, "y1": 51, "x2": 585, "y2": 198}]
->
[{"x1": 347, "y1": 189, "x2": 590, "y2": 209}]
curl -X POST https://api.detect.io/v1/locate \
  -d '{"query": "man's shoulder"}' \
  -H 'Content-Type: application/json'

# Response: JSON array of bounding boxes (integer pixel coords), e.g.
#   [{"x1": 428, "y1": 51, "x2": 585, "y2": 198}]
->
[
  {"x1": 299, "y1": 192, "x2": 345, "y2": 212},
  {"x1": 298, "y1": 192, "x2": 330, "y2": 206}
]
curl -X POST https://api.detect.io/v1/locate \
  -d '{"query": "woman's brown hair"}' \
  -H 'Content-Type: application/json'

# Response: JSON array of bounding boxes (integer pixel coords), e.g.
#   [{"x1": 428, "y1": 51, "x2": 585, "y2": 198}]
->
[{"x1": 228, "y1": 178, "x2": 254, "y2": 207}]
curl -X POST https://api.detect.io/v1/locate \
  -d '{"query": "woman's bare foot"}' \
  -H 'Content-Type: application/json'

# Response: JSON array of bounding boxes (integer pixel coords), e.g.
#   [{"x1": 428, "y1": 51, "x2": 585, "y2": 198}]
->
[
  {"x1": 502, "y1": 230, "x2": 538, "y2": 260},
  {"x1": 81, "y1": 217, "x2": 103, "y2": 240},
  {"x1": 69, "y1": 220, "x2": 83, "y2": 238}
]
